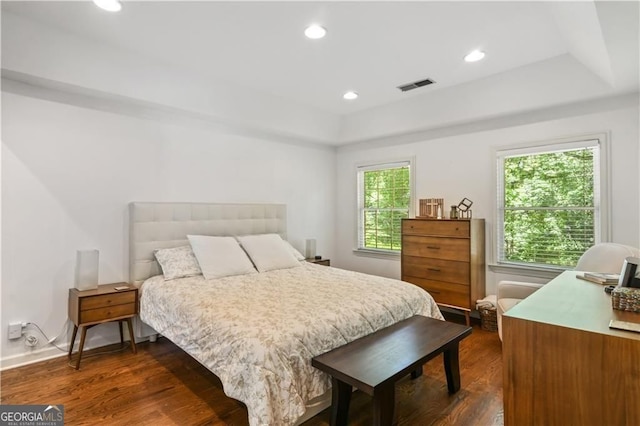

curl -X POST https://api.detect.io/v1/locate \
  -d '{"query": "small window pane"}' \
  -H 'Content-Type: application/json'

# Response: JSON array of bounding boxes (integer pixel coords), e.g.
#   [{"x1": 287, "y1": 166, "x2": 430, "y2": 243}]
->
[{"x1": 359, "y1": 163, "x2": 411, "y2": 252}]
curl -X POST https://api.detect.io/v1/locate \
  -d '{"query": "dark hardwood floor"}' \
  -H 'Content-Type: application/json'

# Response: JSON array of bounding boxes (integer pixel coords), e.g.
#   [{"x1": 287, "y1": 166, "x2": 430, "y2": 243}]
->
[{"x1": 1, "y1": 319, "x2": 504, "y2": 425}]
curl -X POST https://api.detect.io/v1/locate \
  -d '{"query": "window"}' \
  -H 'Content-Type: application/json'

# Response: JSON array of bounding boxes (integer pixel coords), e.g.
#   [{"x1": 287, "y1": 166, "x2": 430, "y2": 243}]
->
[
  {"x1": 357, "y1": 160, "x2": 413, "y2": 253},
  {"x1": 496, "y1": 136, "x2": 608, "y2": 269}
]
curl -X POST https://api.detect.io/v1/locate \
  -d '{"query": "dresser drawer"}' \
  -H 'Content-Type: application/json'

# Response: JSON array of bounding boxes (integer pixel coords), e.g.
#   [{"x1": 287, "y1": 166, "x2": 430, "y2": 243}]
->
[
  {"x1": 80, "y1": 291, "x2": 136, "y2": 311},
  {"x1": 402, "y1": 235, "x2": 470, "y2": 262},
  {"x1": 403, "y1": 256, "x2": 470, "y2": 285},
  {"x1": 402, "y1": 220, "x2": 469, "y2": 238},
  {"x1": 79, "y1": 303, "x2": 137, "y2": 324},
  {"x1": 403, "y1": 277, "x2": 471, "y2": 309}
]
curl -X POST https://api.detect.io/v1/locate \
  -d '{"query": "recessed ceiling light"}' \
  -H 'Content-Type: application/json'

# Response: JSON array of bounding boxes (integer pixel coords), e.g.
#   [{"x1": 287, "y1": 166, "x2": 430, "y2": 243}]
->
[
  {"x1": 343, "y1": 91, "x2": 359, "y2": 100},
  {"x1": 305, "y1": 25, "x2": 327, "y2": 40},
  {"x1": 93, "y1": 0, "x2": 122, "y2": 12},
  {"x1": 464, "y1": 50, "x2": 485, "y2": 63}
]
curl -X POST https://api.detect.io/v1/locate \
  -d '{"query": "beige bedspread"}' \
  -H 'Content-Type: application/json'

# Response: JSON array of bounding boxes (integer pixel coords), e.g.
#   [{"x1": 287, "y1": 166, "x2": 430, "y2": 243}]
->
[{"x1": 140, "y1": 263, "x2": 443, "y2": 426}]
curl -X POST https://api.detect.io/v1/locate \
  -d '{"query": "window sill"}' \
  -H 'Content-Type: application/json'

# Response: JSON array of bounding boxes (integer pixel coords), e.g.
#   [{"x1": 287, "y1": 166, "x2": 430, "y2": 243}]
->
[
  {"x1": 352, "y1": 248, "x2": 401, "y2": 260},
  {"x1": 489, "y1": 263, "x2": 566, "y2": 280}
]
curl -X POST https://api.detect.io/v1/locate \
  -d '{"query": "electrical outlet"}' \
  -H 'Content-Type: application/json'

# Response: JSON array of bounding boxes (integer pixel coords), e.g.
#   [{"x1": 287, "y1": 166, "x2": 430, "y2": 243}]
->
[
  {"x1": 8, "y1": 322, "x2": 22, "y2": 340},
  {"x1": 24, "y1": 334, "x2": 38, "y2": 347}
]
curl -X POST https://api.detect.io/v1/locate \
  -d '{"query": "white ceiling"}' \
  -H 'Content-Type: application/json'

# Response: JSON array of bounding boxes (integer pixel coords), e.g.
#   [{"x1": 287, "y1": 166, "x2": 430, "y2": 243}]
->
[{"x1": 3, "y1": 0, "x2": 638, "y2": 117}]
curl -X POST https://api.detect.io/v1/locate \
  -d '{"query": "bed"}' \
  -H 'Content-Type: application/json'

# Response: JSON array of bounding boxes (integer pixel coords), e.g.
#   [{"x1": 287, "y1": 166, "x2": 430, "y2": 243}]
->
[{"x1": 129, "y1": 202, "x2": 444, "y2": 426}]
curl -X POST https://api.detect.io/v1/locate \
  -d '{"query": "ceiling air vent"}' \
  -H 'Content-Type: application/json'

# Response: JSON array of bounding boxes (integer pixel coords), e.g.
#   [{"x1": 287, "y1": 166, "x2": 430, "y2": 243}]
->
[{"x1": 397, "y1": 78, "x2": 435, "y2": 92}]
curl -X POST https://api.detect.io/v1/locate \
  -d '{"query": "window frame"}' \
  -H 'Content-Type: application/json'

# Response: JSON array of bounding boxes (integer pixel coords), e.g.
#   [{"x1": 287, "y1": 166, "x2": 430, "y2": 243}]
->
[
  {"x1": 492, "y1": 133, "x2": 610, "y2": 277},
  {"x1": 354, "y1": 157, "x2": 415, "y2": 258}
]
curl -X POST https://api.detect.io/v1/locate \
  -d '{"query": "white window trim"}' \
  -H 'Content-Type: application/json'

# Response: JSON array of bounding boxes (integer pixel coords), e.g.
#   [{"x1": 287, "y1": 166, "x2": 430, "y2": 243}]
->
[
  {"x1": 353, "y1": 157, "x2": 416, "y2": 259},
  {"x1": 490, "y1": 132, "x2": 610, "y2": 278}
]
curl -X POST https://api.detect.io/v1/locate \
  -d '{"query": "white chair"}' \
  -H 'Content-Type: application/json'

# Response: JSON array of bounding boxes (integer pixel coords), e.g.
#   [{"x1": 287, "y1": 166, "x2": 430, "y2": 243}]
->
[{"x1": 496, "y1": 243, "x2": 640, "y2": 340}]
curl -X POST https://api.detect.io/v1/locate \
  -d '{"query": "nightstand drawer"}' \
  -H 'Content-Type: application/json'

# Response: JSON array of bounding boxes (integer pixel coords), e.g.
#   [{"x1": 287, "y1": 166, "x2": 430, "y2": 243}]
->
[
  {"x1": 79, "y1": 303, "x2": 137, "y2": 323},
  {"x1": 402, "y1": 220, "x2": 469, "y2": 237},
  {"x1": 402, "y1": 235, "x2": 470, "y2": 262},
  {"x1": 80, "y1": 292, "x2": 136, "y2": 311}
]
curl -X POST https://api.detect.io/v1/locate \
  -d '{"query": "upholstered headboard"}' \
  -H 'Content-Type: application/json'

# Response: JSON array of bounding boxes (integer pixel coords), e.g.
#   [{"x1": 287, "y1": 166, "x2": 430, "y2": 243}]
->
[{"x1": 129, "y1": 202, "x2": 287, "y2": 285}]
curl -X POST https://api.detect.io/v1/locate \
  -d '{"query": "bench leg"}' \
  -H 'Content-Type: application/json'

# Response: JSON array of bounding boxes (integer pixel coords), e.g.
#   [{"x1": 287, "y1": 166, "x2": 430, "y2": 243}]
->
[
  {"x1": 443, "y1": 343, "x2": 461, "y2": 393},
  {"x1": 330, "y1": 377, "x2": 352, "y2": 426},
  {"x1": 373, "y1": 384, "x2": 396, "y2": 426}
]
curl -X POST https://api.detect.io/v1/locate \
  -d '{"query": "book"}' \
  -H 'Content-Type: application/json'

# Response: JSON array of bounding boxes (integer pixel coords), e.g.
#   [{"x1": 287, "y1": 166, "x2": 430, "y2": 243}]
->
[
  {"x1": 577, "y1": 272, "x2": 620, "y2": 285},
  {"x1": 609, "y1": 319, "x2": 640, "y2": 333}
]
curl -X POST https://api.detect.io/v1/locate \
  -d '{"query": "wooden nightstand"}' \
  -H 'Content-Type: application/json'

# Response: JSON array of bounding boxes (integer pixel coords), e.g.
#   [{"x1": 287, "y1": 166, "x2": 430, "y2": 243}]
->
[
  {"x1": 68, "y1": 283, "x2": 138, "y2": 369},
  {"x1": 306, "y1": 258, "x2": 330, "y2": 266}
]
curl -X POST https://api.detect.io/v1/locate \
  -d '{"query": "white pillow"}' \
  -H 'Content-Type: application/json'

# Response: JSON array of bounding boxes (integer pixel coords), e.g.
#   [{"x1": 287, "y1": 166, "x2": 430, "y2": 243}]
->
[
  {"x1": 187, "y1": 235, "x2": 257, "y2": 279},
  {"x1": 285, "y1": 241, "x2": 305, "y2": 261},
  {"x1": 153, "y1": 245, "x2": 202, "y2": 280},
  {"x1": 237, "y1": 234, "x2": 302, "y2": 272}
]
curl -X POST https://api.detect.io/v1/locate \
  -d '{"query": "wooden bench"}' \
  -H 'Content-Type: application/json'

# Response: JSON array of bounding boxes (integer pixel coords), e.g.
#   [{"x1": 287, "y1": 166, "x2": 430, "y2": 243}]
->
[{"x1": 311, "y1": 315, "x2": 472, "y2": 426}]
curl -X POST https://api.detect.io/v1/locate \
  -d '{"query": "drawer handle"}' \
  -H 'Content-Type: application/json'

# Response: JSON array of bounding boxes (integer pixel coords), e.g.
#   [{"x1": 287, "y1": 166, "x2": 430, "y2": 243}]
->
[
  {"x1": 427, "y1": 246, "x2": 440, "y2": 250},
  {"x1": 428, "y1": 268, "x2": 441, "y2": 272}
]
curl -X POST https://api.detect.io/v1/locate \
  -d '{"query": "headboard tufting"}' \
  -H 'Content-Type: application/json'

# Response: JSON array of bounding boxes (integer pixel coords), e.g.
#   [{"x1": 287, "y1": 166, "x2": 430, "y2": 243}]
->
[{"x1": 129, "y1": 202, "x2": 287, "y2": 285}]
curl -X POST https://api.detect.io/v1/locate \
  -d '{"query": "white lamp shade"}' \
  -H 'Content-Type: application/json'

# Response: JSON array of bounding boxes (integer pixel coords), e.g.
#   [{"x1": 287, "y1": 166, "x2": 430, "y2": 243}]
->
[
  {"x1": 305, "y1": 239, "x2": 316, "y2": 259},
  {"x1": 75, "y1": 249, "x2": 99, "y2": 290}
]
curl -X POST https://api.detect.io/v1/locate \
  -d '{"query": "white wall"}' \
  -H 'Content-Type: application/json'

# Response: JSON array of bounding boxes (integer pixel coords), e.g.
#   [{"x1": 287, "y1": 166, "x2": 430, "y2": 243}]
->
[
  {"x1": 335, "y1": 99, "x2": 640, "y2": 294},
  {"x1": 1, "y1": 89, "x2": 336, "y2": 367}
]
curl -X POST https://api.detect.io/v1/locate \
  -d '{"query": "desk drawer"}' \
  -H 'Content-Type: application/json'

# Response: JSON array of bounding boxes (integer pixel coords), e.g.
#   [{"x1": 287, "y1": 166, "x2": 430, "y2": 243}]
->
[
  {"x1": 402, "y1": 220, "x2": 469, "y2": 237},
  {"x1": 80, "y1": 292, "x2": 136, "y2": 311},
  {"x1": 79, "y1": 303, "x2": 136, "y2": 324},
  {"x1": 403, "y1": 256, "x2": 469, "y2": 285},
  {"x1": 402, "y1": 235, "x2": 470, "y2": 262},
  {"x1": 404, "y1": 277, "x2": 471, "y2": 309}
]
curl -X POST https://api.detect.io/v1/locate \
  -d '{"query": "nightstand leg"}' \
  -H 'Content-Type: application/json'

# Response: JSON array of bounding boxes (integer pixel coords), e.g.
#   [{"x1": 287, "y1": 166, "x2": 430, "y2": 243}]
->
[
  {"x1": 118, "y1": 321, "x2": 124, "y2": 346},
  {"x1": 464, "y1": 311, "x2": 470, "y2": 326},
  {"x1": 75, "y1": 326, "x2": 88, "y2": 370},
  {"x1": 126, "y1": 318, "x2": 137, "y2": 354},
  {"x1": 68, "y1": 325, "x2": 78, "y2": 359}
]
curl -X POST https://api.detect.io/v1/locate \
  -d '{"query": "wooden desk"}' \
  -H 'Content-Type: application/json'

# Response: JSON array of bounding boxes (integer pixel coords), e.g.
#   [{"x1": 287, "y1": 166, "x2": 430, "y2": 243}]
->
[{"x1": 503, "y1": 271, "x2": 640, "y2": 425}]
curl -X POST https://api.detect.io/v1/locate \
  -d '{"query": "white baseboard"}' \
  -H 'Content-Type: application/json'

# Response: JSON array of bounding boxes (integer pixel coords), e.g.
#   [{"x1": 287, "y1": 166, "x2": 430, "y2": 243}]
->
[
  {"x1": 0, "y1": 345, "x2": 68, "y2": 371},
  {"x1": 0, "y1": 334, "x2": 150, "y2": 371}
]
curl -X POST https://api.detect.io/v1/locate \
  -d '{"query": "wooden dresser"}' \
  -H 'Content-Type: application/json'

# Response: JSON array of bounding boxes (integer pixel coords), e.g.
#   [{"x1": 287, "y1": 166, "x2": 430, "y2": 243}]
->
[{"x1": 401, "y1": 218, "x2": 485, "y2": 324}]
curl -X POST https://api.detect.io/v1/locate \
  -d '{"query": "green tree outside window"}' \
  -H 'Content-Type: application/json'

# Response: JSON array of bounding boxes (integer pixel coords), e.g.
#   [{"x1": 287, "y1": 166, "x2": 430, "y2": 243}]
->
[
  {"x1": 499, "y1": 142, "x2": 601, "y2": 268},
  {"x1": 358, "y1": 163, "x2": 411, "y2": 252}
]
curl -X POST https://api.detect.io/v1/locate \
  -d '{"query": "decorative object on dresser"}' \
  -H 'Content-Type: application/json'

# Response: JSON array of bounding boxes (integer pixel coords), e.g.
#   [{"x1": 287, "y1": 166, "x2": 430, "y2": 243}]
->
[
  {"x1": 611, "y1": 287, "x2": 640, "y2": 312},
  {"x1": 401, "y1": 218, "x2": 486, "y2": 325},
  {"x1": 418, "y1": 198, "x2": 444, "y2": 219},
  {"x1": 456, "y1": 198, "x2": 473, "y2": 219},
  {"x1": 619, "y1": 256, "x2": 640, "y2": 288},
  {"x1": 68, "y1": 283, "x2": 138, "y2": 369}
]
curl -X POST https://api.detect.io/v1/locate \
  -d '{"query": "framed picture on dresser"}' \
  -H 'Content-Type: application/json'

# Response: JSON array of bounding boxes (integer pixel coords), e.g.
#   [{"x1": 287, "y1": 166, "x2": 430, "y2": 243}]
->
[{"x1": 619, "y1": 257, "x2": 640, "y2": 288}]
